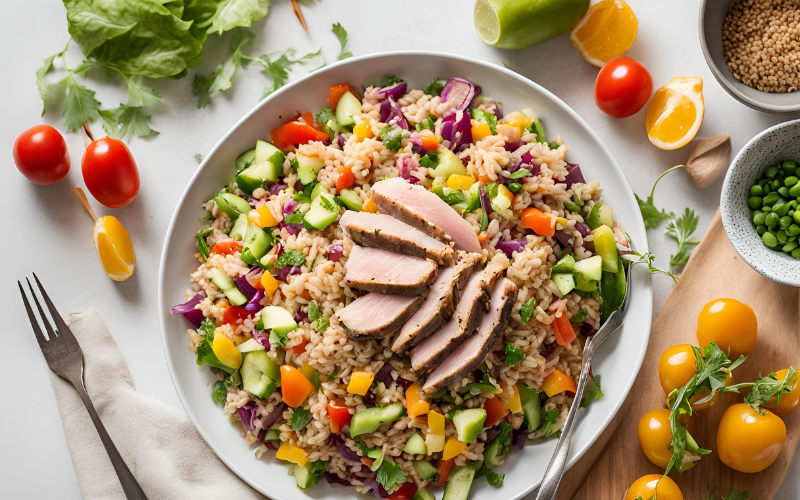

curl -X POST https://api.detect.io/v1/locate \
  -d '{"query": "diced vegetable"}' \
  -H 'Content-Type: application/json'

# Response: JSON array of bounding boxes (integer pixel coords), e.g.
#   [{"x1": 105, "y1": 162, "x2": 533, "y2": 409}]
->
[
  {"x1": 437, "y1": 458, "x2": 455, "y2": 484},
  {"x1": 276, "y1": 442, "x2": 308, "y2": 467},
  {"x1": 336, "y1": 165, "x2": 355, "y2": 192},
  {"x1": 442, "y1": 462, "x2": 480, "y2": 500},
  {"x1": 387, "y1": 481, "x2": 418, "y2": 500},
  {"x1": 586, "y1": 203, "x2": 613, "y2": 230},
  {"x1": 210, "y1": 239, "x2": 243, "y2": 257},
  {"x1": 235, "y1": 147, "x2": 256, "y2": 172},
  {"x1": 236, "y1": 338, "x2": 264, "y2": 353},
  {"x1": 211, "y1": 332, "x2": 243, "y2": 370},
  {"x1": 261, "y1": 272, "x2": 279, "y2": 298},
  {"x1": 230, "y1": 214, "x2": 248, "y2": 240},
  {"x1": 295, "y1": 460, "x2": 327, "y2": 490},
  {"x1": 250, "y1": 206, "x2": 279, "y2": 229},
  {"x1": 261, "y1": 306, "x2": 298, "y2": 335},
  {"x1": 592, "y1": 225, "x2": 620, "y2": 273},
  {"x1": 499, "y1": 383, "x2": 522, "y2": 413},
  {"x1": 406, "y1": 383, "x2": 431, "y2": 418},
  {"x1": 236, "y1": 141, "x2": 283, "y2": 194},
  {"x1": 574, "y1": 255, "x2": 603, "y2": 282},
  {"x1": 281, "y1": 364, "x2": 315, "y2": 408},
  {"x1": 339, "y1": 189, "x2": 363, "y2": 211},
  {"x1": 206, "y1": 267, "x2": 248, "y2": 306},
  {"x1": 542, "y1": 368, "x2": 577, "y2": 397},
  {"x1": 329, "y1": 84, "x2": 357, "y2": 109},
  {"x1": 335, "y1": 91, "x2": 361, "y2": 127},
  {"x1": 215, "y1": 192, "x2": 251, "y2": 219},
  {"x1": 304, "y1": 192, "x2": 340, "y2": 231},
  {"x1": 483, "y1": 396, "x2": 509, "y2": 428},
  {"x1": 428, "y1": 410, "x2": 445, "y2": 434},
  {"x1": 552, "y1": 254, "x2": 576, "y2": 273},
  {"x1": 518, "y1": 383, "x2": 543, "y2": 431},
  {"x1": 353, "y1": 121, "x2": 374, "y2": 141},
  {"x1": 552, "y1": 273, "x2": 575, "y2": 297},
  {"x1": 521, "y1": 207, "x2": 555, "y2": 237},
  {"x1": 447, "y1": 174, "x2": 475, "y2": 191},
  {"x1": 442, "y1": 435, "x2": 468, "y2": 460},
  {"x1": 347, "y1": 371, "x2": 375, "y2": 396},
  {"x1": 552, "y1": 314, "x2": 577, "y2": 345},
  {"x1": 452, "y1": 409, "x2": 486, "y2": 444},
  {"x1": 471, "y1": 122, "x2": 492, "y2": 141},
  {"x1": 429, "y1": 146, "x2": 468, "y2": 178},
  {"x1": 241, "y1": 222, "x2": 271, "y2": 265},
  {"x1": 419, "y1": 130, "x2": 438, "y2": 150},
  {"x1": 414, "y1": 460, "x2": 438, "y2": 481},
  {"x1": 403, "y1": 432, "x2": 428, "y2": 455},
  {"x1": 350, "y1": 402, "x2": 406, "y2": 437},
  {"x1": 298, "y1": 362, "x2": 319, "y2": 386},
  {"x1": 363, "y1": 196, "x2": 378, "y2": 213},
  {"x1": 326, "y1": 398, "x2": 352, "y2": 434},
  {"x1": 271, "y1": 121, "x2": 330, "y2": 150}
]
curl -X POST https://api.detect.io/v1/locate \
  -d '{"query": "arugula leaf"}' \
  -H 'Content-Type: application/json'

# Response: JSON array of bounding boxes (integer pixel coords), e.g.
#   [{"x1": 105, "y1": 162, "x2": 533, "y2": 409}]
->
[
  {"x1": 722, "y1": 489, "x2": 748, "y2": 500},
  {"x1": 185, "y1": 0, "x2": 271, "y2": 37},
  {"x1": 290, "y1": 406, "x2": 313, "y2": 431},
  {"x1": 520, "y1": 296, "x2": 536, "y2": 323},
  {"x1": 243, "y1": 48, "x2": 324, "y2": 99},
  {"x1": 539, "y1": 408, "x2": 561, "y2": 437},
  {"x1": 484, "y1": 467, "x2": 504, "y2": 487},
  {"x1": 274, "y1": 248, "x2": 306, "y2": 268},
  {"x1": 571, "y1": 308, "x2": 588, "y2": 323},
  {"x1": 192, "y1": 28, "x2": 255, "y2": 107},
  {"x1": 307, "y1": 300, "x2": 329, "y2": 333},
  {"x1": 504, "y1": 342, "x2": 525, "y2": 367},
  {"x1": 625, "y1": 251, "x2": 678, "y2": 283},
  {"x1": 508, "y1": 168, "x2": 531, "y2": 180},
  {"x1": 376, "y1": 460, "x2": 407, "y2": 494},
  {"x1": 379, "y1": 126, "x2": 405, "y2": 151},
  {"x1": 666, "y1": 208, "x2": 699, "y2": 269},
  {"x1": 197, "y1": 227, "x2": 213, "y2": 259},
  {"x1": 425, "y1": 77, "x2": 445, "y2": 96},
  {"x1": 100, "y1": 105, "x2": 158, "y2": 138},
  {"x1": 471, "y1": 109, "x2": 497, "y2": 135},
  {"x1": 580, "y1": 375, "x2": 604, "y2": 408},
  {"x1": 332, "y1": 23, "x2": 352, "y2": 60},
  {"x1": 743, "y1": 368, "x2": 797, "y2": 409}
]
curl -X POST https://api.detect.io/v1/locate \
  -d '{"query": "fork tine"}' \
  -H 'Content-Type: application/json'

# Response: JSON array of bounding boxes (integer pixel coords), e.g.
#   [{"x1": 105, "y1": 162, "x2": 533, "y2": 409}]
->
[
  {"x1": 32, "y1": 273, "x2": 71, "y2": 338},
  {"x1": 18, "y1": 281, "x2": 49, "y2": 351},
  {"x1": 27, "y1": 278, "x2": 58, "y2": 340}
]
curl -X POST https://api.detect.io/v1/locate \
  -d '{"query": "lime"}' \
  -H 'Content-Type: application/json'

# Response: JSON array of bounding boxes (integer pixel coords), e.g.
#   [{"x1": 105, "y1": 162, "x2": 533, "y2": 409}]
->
[{"x1": 475, "y1": 0, "x2": 590, "y2": 50}]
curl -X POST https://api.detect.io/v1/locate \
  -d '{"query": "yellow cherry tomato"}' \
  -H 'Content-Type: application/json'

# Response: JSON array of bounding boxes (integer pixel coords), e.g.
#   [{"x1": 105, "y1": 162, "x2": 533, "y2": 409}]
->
[
  {"x1": 696, "y1": 298, "x2": 757, "y2": 360},
  {"x1": 765, "y1": 368, "x2": 800, "y2": 415},
  {"x1": 624, "y1": 475, "x2": 683, "y2": 500},
  {"x1": 717, "y1": 403, "x2": 786, "y2": 473},
  {"x1": 637, "y1": 409, "x2": 673, "y2": 469},
  {"x1": 690, "y1": 371, "x2": 734, "y2": 412},
  {"x1": 658, "y1": 344, "x2": 696, "y2": 397}
]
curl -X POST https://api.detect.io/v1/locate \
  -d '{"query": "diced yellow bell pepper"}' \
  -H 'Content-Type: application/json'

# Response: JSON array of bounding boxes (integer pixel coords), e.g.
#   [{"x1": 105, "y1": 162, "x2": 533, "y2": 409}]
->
[
  {"x1": 406, "y1": 383, "x2": 431, "y2": 418},
  {"x1": 471, "y1": 122, "x2": 492, "y2": 142},
  {"x1": 363, "y1": 196, "x2": 378, "y2": 213},
  {"x1": 499, "y1": 382, "x2": 523, "y2": 413},
  {"x1": 446, "y1": 174, "x2": 475, "y2": 191},
  {"x1": 428, "y1": 410, "x2": 445, "y2": 435},
  {"x1": 249, "y1": 205, "x2": 279, "y2": 228},
  {"x1": 347, "y1": 371, "x2": 375, "y2": 396},
  {"x1": 212, "y1": 332, "x2": 242, "y2": 369},
  {"x1": 542, "y1": 368, "x2": 578, "y2": 397},
  {"x1": 425, "y1": 433, "x2": 445, "y2": 454},
  {"x1": 261, "y1": 272, "x2": 279, "y2": 298},
  {"x1": 442, "y1": 436, "x2": 467, "y2": 460},
  {"x1": 299, "y1": 363, "x2": 318, "y2": 385},
  {"x1": 353, "y1": 121, "x2": 374, "y2": 142},
  {"x1": 276, "y1": 442, "x2": 308, "y2": 467}
]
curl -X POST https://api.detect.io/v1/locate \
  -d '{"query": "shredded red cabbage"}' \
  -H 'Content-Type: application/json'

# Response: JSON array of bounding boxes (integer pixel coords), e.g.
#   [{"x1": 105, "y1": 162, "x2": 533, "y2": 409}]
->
[
  {"x1": 581, "y1": 323, "x2": 596, "y2": 335},
  {"x1": 261, "y1": 402, "x2": 287, "y2": 430},
  {"x1": 256, "y1": 427, "x2": 280, "y2": 448},
  {"x1": 485, "y1": 427, "x2": 501, "y2": 442},
  {"x1": 171, "y1": 293, "x2": 205, "y2": 327},
  {"x1": 283, "y1": 199, "x2": 297, "y2": 215},
  {"x1": 295, "y1": 310, "x2": 309, "y2": 323},
  {"x1": 264, "y1": 441, "x2": 277, "y2": 451},
  {"x1": 495, "y1": 238, "x2": 528, "y2": 258},
  {"x1": 238, "y1": 403, "x2": 258, "y2": 434},
  {"x1": 564, "y1": 163, "x2": 585, "y2": 187},
  {"x1": 333, "y1": 434, "x2": 362, "y2": 465},
  {"x1": 440, "y1": 111, "x2": 472, "y2": 151},
  {"x1": 480, "y1": 185, "x2": 493, "y2": 216},
  {"x1": 328, "y1": 244, "x2": 344, "y2": 262},
  {"x1": 380, "y1": 97, "x2": 409, "y2": 130},
  {"x1": 441, "y1": 77, "x2": 476, "y2": 114},
  {"x1": 269, "y1": 183, "x2": 287, "y2": 196},
  {"x1": 374, "y1": 363, "x2": 394, "y2": 388},
  {"x1": 252, "y1": 330, "x2": 270, "y2": 349},
  {"x1": 245, "y1": 290, "x2": 264, "y2": 312},
  {"x1": 377, "y1": 82, "x2": 407, "y2": 100},
  {"x1": 554, "y1": 230, "x2": 573, "y2": 248},
  {"x1": 575, "y1": 222, "x2": 591, "y2": 236},
  {"x1": 396, "y1": 157, "x2": 419, "y2": 184},
  {"x1": 395, "y1": 377, "x2": 413, "y2": 392},
  {"x1": 512, "y1": 429, "x2": 530, "y2": 449},
  {"x1": 362, "y1": 478, "x2": 390, "y2": 498},
  {"x1": 338, "y1": 133, "x2": 348, "y2": 149},
  {"x1": 278, "y1": 265, "x2": 301, "y2": 281},
  {"x1": 279, "y1": 222, "x2": 303, "y2": 236},
  {"x1": 504, "y1": 141, "x2": 525, "y2": 151},
  {"x1": 325, "y1": 471, "x2": 353, "y2": 486},
  {"x1": 232, "y1": 275, "x2": 257, "y2": 300}
]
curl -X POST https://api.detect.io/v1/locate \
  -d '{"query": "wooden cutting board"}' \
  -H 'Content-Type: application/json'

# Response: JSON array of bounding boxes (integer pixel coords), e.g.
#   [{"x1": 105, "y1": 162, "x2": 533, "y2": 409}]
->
[{"x1": 558, "y1": 210, "x2": 800, "y2": 500}]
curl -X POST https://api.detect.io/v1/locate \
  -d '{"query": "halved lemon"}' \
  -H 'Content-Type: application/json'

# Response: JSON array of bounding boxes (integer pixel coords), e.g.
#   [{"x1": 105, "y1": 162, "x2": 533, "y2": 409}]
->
[
  {"x1": 645, "y1": 76, "x2": 705, "y2": 151},
  {"x1": 93, "y1": 215, "x2": 136, "y2": 281},
  {"x1": 570, "y1": 0, "x2": 638, "y2": 67}
]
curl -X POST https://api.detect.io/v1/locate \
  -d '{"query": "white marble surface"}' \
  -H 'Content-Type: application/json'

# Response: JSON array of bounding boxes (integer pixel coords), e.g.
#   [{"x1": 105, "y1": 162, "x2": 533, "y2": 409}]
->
[{"x1": 0, "y1": 0, "x2": 797, "y2": 498}]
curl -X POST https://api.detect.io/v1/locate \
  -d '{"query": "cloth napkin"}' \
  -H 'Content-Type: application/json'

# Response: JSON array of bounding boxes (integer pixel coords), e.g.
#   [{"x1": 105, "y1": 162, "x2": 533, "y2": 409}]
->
[{"x1": 50, "y1": 308, "x2": 266, "y2": 500}]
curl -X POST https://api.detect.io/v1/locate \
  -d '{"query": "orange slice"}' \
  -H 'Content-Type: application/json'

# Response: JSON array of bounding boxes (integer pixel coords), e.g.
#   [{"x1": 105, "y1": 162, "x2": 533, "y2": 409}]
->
[
  {"x1": 93, "y1": 215, "x2": 136, "y2": 281},
  {"x1": 570, "y1": 0, "x2": 638, "y2": 67},
  {"x1": 645, "y1": 76, "x2": 705, "y2": 150}
]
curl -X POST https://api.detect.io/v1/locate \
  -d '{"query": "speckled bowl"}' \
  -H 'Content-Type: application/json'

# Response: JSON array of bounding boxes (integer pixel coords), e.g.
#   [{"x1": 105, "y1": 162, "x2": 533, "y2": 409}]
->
[{"x1": 721, "y1": 119, "x2": 800, "y2": 287}]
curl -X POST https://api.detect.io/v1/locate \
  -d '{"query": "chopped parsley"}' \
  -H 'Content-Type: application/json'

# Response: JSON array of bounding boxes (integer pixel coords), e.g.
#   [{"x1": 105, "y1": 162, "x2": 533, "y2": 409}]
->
[
  {"x1": 269, "y1": 329, "x2": 290, "y2": 348},
  {"x1": 198, "y1": 320, "x2": 216, "y2": 340},
  {"x1": 519, "y1": 296, "x2": 536, "y2": 323},
  {"x1": 302, "y1": 460, "x2": 329, "y2": 489},
  {"x1": 332, "y1": 23, "x2": 352, "y2": 60},
  {"x1": 580, "y1": 375, "x2": 604, "y2": 408},
  {"x1": 376, "y1": 459, "x2": 407, "y2": 494},
  {"x1": 419, "y1": 151, "x2": 440, "y2": 169},
  {"x1": 507, "y1": 168, "x2": 531, "y2": 180},
  {"x1": 274, "y1": 248, "x2": 306, "y2": 269},
  {"x1": 211, "y1": 380, "x2": 228, "y2": 405},
  {"x1": 290, "y1": 406, "x2": 314, "y2": 431},
  {"x1": 571, "y1": 308, "x2": 588, "y2": 323},
  {"x1": 196, "y1": 227, "x2": 213, "y2": 259},
  {"x1": 307, "y1": 300, "x2": 329, "y2": 333},
  {"x1": 539, "y1": 408, "x2": 561, "y2": 437},
  {"x1": 666, "y1": 207, "x2": 699, "y2": 269},
  {"x1": 416, "y1": 115, "x2": 436, "y2": 131},
  {"x1": 504, "y1": 342, "x2": 525, "y2": 367},
  {"x1": 379, "y1": 126, "x2": 405, "y2": 151},
  {"x1": 314, "y1": 106, "x2": 336, "y2": 125},
  {"x1": 424, "y1": 77, "x2": 445, "y2": 96}
]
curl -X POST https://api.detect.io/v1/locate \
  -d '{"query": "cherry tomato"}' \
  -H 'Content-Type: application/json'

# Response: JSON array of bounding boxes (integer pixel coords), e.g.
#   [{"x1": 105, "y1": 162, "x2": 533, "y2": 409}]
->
[
  {"x1": 594, "y1": 57, "x2": 653, "y2": 118},
  {"x1": 637, "y1": 409, "x2": 673, "y2": 469},
  {"x1": 717, "y1": 403, "x2": 786, "y2": 473},
  {"x1": 210, "y1": 240, "x2": 242, "y2": 256},
  {"x1": 552, "y1": 313, "x2": 576, "y2": 346},
  {"x1": 221, "y1": 305, "x2": 253, "y2": 326},
  {"x1": 658, "y1": 344, "x2": 696, "y2": 397},
  {"x1": 82, "y1": 137, "x2": 140, "y2": 208},
  {"x1": 624, "y1": 474, "x2": 683, "y2": 500},
  {"x1": 326, "y1": 398, "x2": 352, "y2": 434},
  {"x1": 270, "y1": 121, "x2": 330, "y2": 150},
  {"x1": 13, "y1": 125, "x2": 70, "y2": 184},
  {"x1": 696, "y1": 298, "x2": 757, "y2": 360},
  {"x1": 765, "y1": 368, "x2": 800, "y2": 415},
  {"x1": 386, "y1": 481, "x2": 418, "y2": 500}
]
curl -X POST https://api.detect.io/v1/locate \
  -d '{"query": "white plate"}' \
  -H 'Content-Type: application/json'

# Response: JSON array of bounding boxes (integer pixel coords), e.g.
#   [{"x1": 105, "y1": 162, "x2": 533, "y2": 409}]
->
[{"x1": 158, "y1": 51, "x2": 652, "y2": 500}]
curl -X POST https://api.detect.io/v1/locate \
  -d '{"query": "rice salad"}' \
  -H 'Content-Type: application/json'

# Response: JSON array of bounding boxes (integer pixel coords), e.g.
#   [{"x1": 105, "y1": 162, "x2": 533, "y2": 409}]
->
[{"x1": 171, "y1": 76, "x2": 629, "y2": 499}]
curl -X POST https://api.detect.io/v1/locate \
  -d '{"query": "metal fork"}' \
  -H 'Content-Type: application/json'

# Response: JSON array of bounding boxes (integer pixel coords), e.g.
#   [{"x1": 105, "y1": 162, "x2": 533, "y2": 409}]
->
[
  {"x1": 19, "y1": 274, "x2": 148, "y2": 500},
  {"x1": 535, "y1": 261, "x2": 634, "y2": 500}
]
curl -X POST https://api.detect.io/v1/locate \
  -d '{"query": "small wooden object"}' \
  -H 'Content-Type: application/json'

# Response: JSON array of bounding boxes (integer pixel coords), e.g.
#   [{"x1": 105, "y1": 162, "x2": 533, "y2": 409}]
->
[{"x1": 685, "y1": 133, "x2": 732, "y2": 188}]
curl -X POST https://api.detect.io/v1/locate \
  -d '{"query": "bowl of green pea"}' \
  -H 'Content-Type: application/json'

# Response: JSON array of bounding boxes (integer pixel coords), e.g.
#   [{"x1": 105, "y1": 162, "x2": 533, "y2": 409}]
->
[{"x1": 721, "y1": 119, "x2": 800, "y2": 287}]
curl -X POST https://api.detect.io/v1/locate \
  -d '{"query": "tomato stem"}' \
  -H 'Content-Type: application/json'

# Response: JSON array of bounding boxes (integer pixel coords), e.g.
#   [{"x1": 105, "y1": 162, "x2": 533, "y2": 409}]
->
[
  {"x1": 290, "y1": 0, "x2": 309, "y2": 34},
  {"x1": 75, "y1": 187, "x2": 98, "y2": 222}
]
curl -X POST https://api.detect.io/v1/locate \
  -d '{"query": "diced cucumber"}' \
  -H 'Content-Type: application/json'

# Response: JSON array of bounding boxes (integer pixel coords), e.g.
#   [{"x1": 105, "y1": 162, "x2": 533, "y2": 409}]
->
[
  {"x1": 335, "y1": 91, "x2": 361, "y2": 127},
  {"x1": 491, "y1": 185, "x2": 512, "y2": 213},
  {"x1": 294, "y1": 461, "x2": 324, "y2": 490},
  {"x1": 552, "y1": 272, "x2": 575, "y2": 297},
  {"x1": 215, "y1": 193, "x2": 251, "y2": 219},
  {"x1": 452, "y1": 409, "x2": 486, "y2": 444},
  {"x1": 260, "y1": 245, "x2": 281, "y2": 269},
  {"x1": 255, "y1": 140, "x2": 284, "y2": 166},
  {"x1": 575, "y1": 274, "x2": 598, "y2": 292},
  {"x1": 518, "y1": 383, "x2": 542, "y2": 432},
  {"x1": 592, "y1": 225, "x2": 620, "y2": 273},
  {"x1": 403, "y1": 432, "x2": 428, "y2": 455},
  {"x1": 339, "y1": 189, "x2": 363, "y2": 211},
  {"x1": 443, "y1": 462, "x2": 480, "y2": 500},
  {"x1": 236, "y1": 338, "x2": 265, "y2": 353},
  {"x1": 304, "y1": 192, "x2": 340, "y2": 231},
  {"x1": 574, "y1": 255, "x2": 603, "y2": 282},
  {"x1": 586, "y1": 204, "x2": 613, "y2": 230},
  {"x1": 297, "y1": 165, "x2": 318, "y2": 186},
  {"x1": 243, "y1": 370, "x2": 276, "y2": 399},
  {"x1": 350, "y1": 407, "x2": 383, "y2": 438},
  {"x1": 552, "y1": 253, "x2": 575, "y2": 273},
  {"x1": 369, "y1": 448, "x2": 385, "y2": 472},
  {"x1": 206, "y1": 268, "x2": 248, "y2": 306},
  {"x1": 245, "y1": 350, "x2": 281, "y2": 384},
  {"x1": 310, "y1": 183, "x2": 328, "y2": 201},
  {"x1": 430, "y1": 147, "x2": 468, "y2": 178},
  {"x1": 230, "y1": 214, "x2": 248, "y2": 241},
  {"x1": 379, "y1": 402, "x2": 407, "y2": 423},
  {"x1": 263, "y1": 429, "x2": 281, "y2": 441},
  {"x1": 414, "y1": 460, "x2": 438, "y2": 481},
  {"x1": 242, "y1": 222, "x2": 271, "y2": 265},
  {"x1": 236, "y1": 141, "x2": 284, "y2": 194},
  {"x1": 413, "y1": 487, "x2": 436, "y2": 500},
  {"x1": 483, "y1": 437, "x2": 503, "y2": 468},
  {"x1": 522, "y1": 108, "x2": 546, "y2": 144},
  {"x1": 261, "y1": 306, "x2": 298, "y2": 336},
  {"x1": 235, "y1": 147, "x2": 256, "y2": 172},
  {"x1": 296, "y1": 154, "x2": 326, "y2": 173}
]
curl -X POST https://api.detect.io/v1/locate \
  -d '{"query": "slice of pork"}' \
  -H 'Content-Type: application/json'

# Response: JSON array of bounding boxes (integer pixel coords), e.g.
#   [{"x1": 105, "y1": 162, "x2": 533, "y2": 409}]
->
[
  {"x1": 337, "y1": 292, "x2": 428, "y2": 340},
  {"x1": 371, "y1": 178, "x2": 482, "y2": 254},
  {"x1": 410, "y1": 265, "x2": 503, "y2": 374},
  {"x1": 391, "y1": 252, "x2": 482, "y2": 355},
  {"x1": 340, "y1": 211, "x2": 456, "y2": 266},
  {"x1": 422, "y1": 278, "x2": 518, "y2": 394},
  {"x1": 344, "y1": 245, "x2": 437, "y2": 295}
]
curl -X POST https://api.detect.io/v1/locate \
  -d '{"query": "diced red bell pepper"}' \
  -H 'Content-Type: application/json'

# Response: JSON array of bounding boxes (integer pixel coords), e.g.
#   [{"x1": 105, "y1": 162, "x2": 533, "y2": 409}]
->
[
  {"x1": 210, "y1": 239, "x2": 242, "y2": 256},
  {"x1": 291, "y1": 337, "x2": 309, "y2": 356},
  {"x1": 437, "y1": 458, "x2": 455, "y2": 484},
  {"x1": 271, "y1": 121, "x2": 330, "y2": 150},
  {"x1": 326, "y1": 398, "x2": 352, "y2": 434},
  {"x1": 553, "y1": 313, "x2": 576, "y2": 346},
  {"x1": 221, "y1": 305, "x2": 253, "y2": 326},
  {"x1": 328, "y1": 83, "x2": 358, "y2": 109},
  {"x1": 300, "y1": 112, "x2": 325, "y2": 132},
  {"x1": 483, "y1": 396, "x2": 509, "y2": 428},
  {"x1": 387, "y1": 481, "x2": 418, "y2": 500}
]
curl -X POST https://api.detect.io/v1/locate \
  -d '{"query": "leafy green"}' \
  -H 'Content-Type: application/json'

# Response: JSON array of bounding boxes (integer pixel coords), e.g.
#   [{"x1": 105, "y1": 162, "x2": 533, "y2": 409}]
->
[
  {"x1": 301, "y1": 460, "x2": 329, "y2": 490},
  {"x1": 743, "y1": 367, "x2": 797, "y2": 409},
  {"x1": 36, "y1": 40, "x2": 71, "y2": 116},
  {"x1": 417, "y1": 114, "x2": 436, "y2": 131},
  {"x1": 539, "y1": 408, "x2": 561, "y2": 437},
  {"x1": 571, "y1": 308, "x2": 587, "y2": 323},
  {"x1": 666, "y1": 208, "x2": 699, "y2": 269},
  {"x1": 520, "y1": 296, "x2": 536, "y2": 323},
  {"x1": 484, "y1": 467, "x2": 504, "y2": 487},
  {"x1": 480, "y1": 208, "x2": 489, "y2": 232},
  {"x1": 314, "y1": 106, "x2": 336, "y2": 125},
  {"x1": 508, "y1": 168, "x2": 531, "y2": 180},
  {"x1": 196, "y1": 338, "x2": 236, "y2": 373},
  {"x1": 197, "y1": 227, "x2": 214, "y2": 259},
  {"x1": 376, "y1": 459, "x2": 407, "y2": 494},
  {"x1": 625, "y1": 251, "x2": 678, "y2": 283},
  {"x1": 466, "y1": 374, "x2": 498, "y2": 397},
  {"x1": 307, "y1": 300, "x2": 329, "y2": 333},
  {"x1": 379, "y1": 126, "x2": 405, "y2": 151},
  {"x1": 274, "y1": 248, "x2": 306, "y2": 268},
  {"x1": 242, "y1": 48, "x2": 323, "y2": 99},
  {"x1": 332, "y1": 23, "x2": 352, "y2": 60},
  {"x1": 195, "y1": 154, "x2": 204, "y2": 164},
  {"x1": 504, "y1": 342, "x2": 525, "y2": 367},
  {"x1": 284, "y1": 213, "x2": 304, "y2": 224},
  {"x1": 290, "y1": 406, "x2": 313, "y2": 431},
  {"x1": 580, "y1": 375, "x2": 604, "y2": 408},
  {"x1": 425, "y1": 77, "x2": 445, "y2": 96},
  {"x1": 471, "y1": 109, "x2": 497, "y2": 135},
  {"x1": 212, "y1": 380, "x2": 228, "y2": 405},
  {"x1": 635, "y1": 192, "x2": 672, "y2": 230},
  {"x1": 199, "y1": 320, "x2": 217, "y2": 340},
  {"x1": 492, "y1": 422, "x2": 513, "y2": 459},
  {"x1": 599, "y1": 259, "x2": 626, "y2": 322},
  {"x1": 184, "y1": 0, "x2": 271, "y2": 38},
  {"x1": 100, "y1": 105, "x2": 158, "y2": 138},
  {"x1": 419, "y1": 151, "x2": 439, "y2": 169},
  {"x1": 193, "y1": 28, "x2": 255, "y2": 107},
  {"x1": 722, "y1": 489, "x2": 748, "y2": 500},
  {"x1": 269, "y1": 329, "x2": 289, "y2": 348}
]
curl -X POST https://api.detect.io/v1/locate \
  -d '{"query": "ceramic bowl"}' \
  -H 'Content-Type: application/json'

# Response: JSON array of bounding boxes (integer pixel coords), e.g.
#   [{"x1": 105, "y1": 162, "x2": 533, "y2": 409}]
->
[
  {"x1": 721, "y1": 119, "x2": 800, "y2": 287},
  {"x1": 699, "y1": 0, "x2": 800, "y2": 114}
]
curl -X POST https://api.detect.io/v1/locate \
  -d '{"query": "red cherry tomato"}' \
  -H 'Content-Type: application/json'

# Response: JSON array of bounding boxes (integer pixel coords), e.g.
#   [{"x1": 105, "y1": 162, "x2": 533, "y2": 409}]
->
[
  {"x1": 13, "y1": 125, "x2": 70, "y2": 185},
  {"x1": 594, "y1": 57, "x2": 653, "y2": 118},
  {"x1": 326, "y1": 398, "x2": 352, "y2": 434},
  {"x1": 82, "y1": 137, "x2": 140, "y2": 208},
  {"x1": 221, "y1": 305, "x2": 253, "y2": 326},
  {"x1": 386, "y1": 481, "x2": 418, "y2": 500}
]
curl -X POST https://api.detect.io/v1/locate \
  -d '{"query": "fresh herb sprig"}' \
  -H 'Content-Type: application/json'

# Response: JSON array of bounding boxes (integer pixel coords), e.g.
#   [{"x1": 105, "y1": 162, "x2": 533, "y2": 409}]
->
[{"x1": 332, "y1": 23, "x2": 352, "y2": 60}]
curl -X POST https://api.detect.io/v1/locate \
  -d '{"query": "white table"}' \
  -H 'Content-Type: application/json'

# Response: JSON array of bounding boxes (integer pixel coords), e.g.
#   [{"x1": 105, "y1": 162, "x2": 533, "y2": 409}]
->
[{"x1": 1, "y1": 0, "x2": 798, "y2": 497}]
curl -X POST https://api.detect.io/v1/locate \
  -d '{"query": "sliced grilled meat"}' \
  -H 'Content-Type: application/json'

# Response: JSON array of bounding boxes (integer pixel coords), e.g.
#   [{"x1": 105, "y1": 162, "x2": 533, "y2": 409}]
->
[
  {"x1": 344, "y1": 245, "x2": 437, "y2": 295},
  {"x1": 422, "y1": 278, "x2": 518, "y2": 394},
  {"x1": 391, "y1": 252, "x2": 482, "y2": 355},
  {"x1": 337, "y1": 292, "x2": 428, "y2": 340},
  {"x1": 371, "y1": 178, "x2": 482, "y2": 254}
]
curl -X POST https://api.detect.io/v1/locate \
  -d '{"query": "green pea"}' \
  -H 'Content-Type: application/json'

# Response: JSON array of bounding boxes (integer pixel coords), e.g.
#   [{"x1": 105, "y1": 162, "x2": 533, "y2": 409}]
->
[
  {"x1": 777, "y1": 203, "x2": 792, "y2": 217},
  {"x1": 784, "y1": 241, "x2": 799, "y2": 253},
  {"x1": 793, "y1": 248, "x2": 800, "y2": 258},
  {"x1": 763, "y1": 205, "x2": 773, "y2": 213},
  {"x1": 759, "y1": 178, "x2": 769, "y2": 186},
  {"x1": 788, "y1": 224, "x2": 800, "y2": 236},
  {"x1": 764, "y1": 185, "x2": 773, "y2": 195},
  {"x1": 790, "y1": 184, "x2": 800, "y2": 197},
  {"x1": 778, "y1": 230, "x2": 789, "y2": 243},
  {"x1": 786, "y1": 176, "x2": 799, "y2": 187},
  {"x1": 779, "y1": 187, "x2": 791, "y2": 198},
  {"x1": 756, "y1": 224, "x2": 768, "y2": 235},
  {"x1": 771, "y1": 179, "x2": 782, "y2": 190},
  {"x1": 750, "y1": 185, "x2": 764, "y2": 196},
  {"x1": 766, "y1": 165, "x2": 779, "y2": 178},
  {"x1": 794, "y1": 210, "x2": 800, "y2": 224},
  {"x1": 763, "y1": 231, "x2": 779, "y2": 248},
  {"x1": 783, "y1": 161, "x2": 797, "y2": 175},
  {"x1": 764, "y1": 192, "x2": 780, "y2": 205},
  {"x1": 753, "y1": 212, "x2": 767, "y2": 225},
  {"x1": 789, "y1": 235, "x2": 798, "y2": 243},
  {"x1": 781, "y1": 216, "x2": 793, "y2": 228},
  {"x1": 766, "y1": 212, "x2": 780, "y2": 228},
  {"x1": 748, "y1": 196, "x2": 763, "y2": 209}
]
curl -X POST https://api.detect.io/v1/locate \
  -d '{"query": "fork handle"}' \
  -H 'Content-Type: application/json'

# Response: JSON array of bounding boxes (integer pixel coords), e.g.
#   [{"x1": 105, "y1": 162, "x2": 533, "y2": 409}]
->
[{"x1": 73, "y1": 381, "x2": 149, "y2": 500}]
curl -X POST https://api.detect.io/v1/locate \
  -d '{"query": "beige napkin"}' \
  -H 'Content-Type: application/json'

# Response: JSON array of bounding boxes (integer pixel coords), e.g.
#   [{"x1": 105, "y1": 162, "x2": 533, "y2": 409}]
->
[{"x1": 50, "y1": 308, "x2": 266, "y2": 500}]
